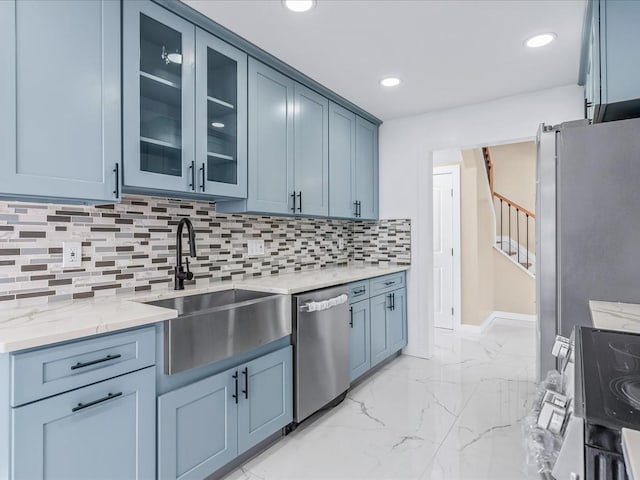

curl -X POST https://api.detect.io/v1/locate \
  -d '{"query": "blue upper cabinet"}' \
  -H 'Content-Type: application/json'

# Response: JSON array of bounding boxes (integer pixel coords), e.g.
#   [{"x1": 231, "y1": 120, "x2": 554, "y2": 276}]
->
[
  {"x1": 581, "y1": 0, "x2": 640, "y2": 122},
  {"x1": 0, "y1": 0, "x2": 121, "y2": 203},
  {"x1": 196, "y1": 28, "x2": 247, "y2": 198},
  {"x1": 293, "y1": 84, "x2": 329, "y2": 216},
  {"x1": 354, "y1": 116, "x2": 379, "y2": 220},
  {"x1": 123, "y1": 1, "x2": 195, "y2": 194},
  {"x1": 123, "y1": 1, "x2": 247, "y2": 199},
  {"x1": 219, "y1": 59, "x2": 330, "y2": 217},
  {"x1": 246, "y1": 59, "x2": 295, "y2": 214},
  {"x1": 329, "y1": 102, "x2": 357, "y2": 219}
]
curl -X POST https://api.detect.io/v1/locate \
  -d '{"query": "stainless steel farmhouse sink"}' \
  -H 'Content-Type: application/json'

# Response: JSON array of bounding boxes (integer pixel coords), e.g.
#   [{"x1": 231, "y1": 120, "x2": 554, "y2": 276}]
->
[{"x1": 147, "y1": 290, "x2": 291, "y2": 375}]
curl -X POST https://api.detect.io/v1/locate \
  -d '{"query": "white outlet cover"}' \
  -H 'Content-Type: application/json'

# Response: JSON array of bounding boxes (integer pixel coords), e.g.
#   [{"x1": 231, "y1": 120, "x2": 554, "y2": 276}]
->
[
  {"x1": 63, "y1": 242, "x2": 82, "y2": 268},
  {"x1": 247, "y1": 239, "x2": 265, "y2": 257},
  {"x1": 338, "y1": 238, "x2": 345, "y2": 250}
]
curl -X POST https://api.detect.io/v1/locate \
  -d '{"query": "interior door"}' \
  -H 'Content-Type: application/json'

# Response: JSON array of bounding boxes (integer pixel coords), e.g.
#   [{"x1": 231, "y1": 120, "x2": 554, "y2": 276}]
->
[{"x1": 433, "y1": 172, "x2": 454, "y2": 329}]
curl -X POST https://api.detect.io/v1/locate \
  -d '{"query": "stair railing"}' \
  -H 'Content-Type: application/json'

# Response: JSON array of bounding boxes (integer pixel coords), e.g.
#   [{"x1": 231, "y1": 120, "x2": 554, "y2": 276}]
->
[{"x1": 493, "y1": 192, "x2": 535, "y2": 272}]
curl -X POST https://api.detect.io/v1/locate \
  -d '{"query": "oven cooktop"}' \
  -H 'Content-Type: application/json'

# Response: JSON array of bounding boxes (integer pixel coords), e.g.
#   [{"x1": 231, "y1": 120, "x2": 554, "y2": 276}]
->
[{"x1": 580, "y1": 327, "x2": 640, "y2": 434}]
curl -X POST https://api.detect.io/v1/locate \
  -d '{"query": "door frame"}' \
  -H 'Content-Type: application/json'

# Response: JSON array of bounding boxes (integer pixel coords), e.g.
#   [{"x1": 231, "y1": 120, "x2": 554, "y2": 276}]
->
[{"x1": 432, "y1": 165, "x2": 461, "y2": 329}]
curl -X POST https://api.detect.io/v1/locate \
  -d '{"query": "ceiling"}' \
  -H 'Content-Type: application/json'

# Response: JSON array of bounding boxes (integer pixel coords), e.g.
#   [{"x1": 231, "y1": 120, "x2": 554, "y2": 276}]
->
[{"x1": 184, "y1": 0, "x2": 586, "y2": 121}]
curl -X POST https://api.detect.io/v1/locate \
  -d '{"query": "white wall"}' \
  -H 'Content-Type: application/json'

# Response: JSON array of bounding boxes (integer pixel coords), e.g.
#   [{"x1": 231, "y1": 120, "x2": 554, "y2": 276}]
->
[{"x1": 379, "y1": 84, "x2": 584, "y2": 359}]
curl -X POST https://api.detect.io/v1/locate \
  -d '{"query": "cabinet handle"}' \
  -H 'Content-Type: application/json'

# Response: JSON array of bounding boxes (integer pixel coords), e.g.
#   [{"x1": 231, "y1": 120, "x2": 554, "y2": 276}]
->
[
  {"x1": 353, "y1": 201, "x2": 358, "y2": 218},
  {"x1": 72, "y1": 392, "x2": 122, "y2": 413},
  {"x1": 200, "y1": 163, "x2": 206, "y2": 192},
  {"x1": 242, "y1": 367, "x2": 249, "y2": 399},
  {"x1": 189, "y1": 161, "x2": 195, "y2": 190},
  {"x1": 352, "y1": 288, "x2": 366, "y2": 296},
  {"x1": 113, "y1": 163, "x2": 119, "y2": 198},
  {"x1": 391, "y1": 292, "x2": 395, "y2": 311},
  {"x1": 349, "y1": 306, "x2": 353, "y2": 328},
  {"x1": 358, "y1": 201, "x2": 362, "y2": 218},
  {"x1": 387, "y1": 294, "x2": 393, "y2": 311},
  {"x1": 291, "y1": 191, "x2": 297, "y2": 213},
  {"x1": 232, "y1": 371, "x2": 239, "y2": 404},
  {"x1": 70, "y1": 353, "x2": 121, "y2": 370},
  {"x1": 297, "y1": 191, "x2": 302, "y2": 213},
  {"x1": 384, "y1": 280, "x2": 395, "y2": 286}
]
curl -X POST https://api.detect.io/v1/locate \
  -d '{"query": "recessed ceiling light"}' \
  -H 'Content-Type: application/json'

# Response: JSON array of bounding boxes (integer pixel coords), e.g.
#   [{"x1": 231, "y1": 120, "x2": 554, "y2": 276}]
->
[
  {"x1": 283, "y1": 0, "x2": 315, "y2": 13},
  {"x1": 211, "y1": 122, "x2": 225, "y2": 128},
  {"x1": 380, "y1": 77, "x2": 401, "y2": 87},
  {"x1": 525, "y1": 33, "x2": 556, "y2": 48}
]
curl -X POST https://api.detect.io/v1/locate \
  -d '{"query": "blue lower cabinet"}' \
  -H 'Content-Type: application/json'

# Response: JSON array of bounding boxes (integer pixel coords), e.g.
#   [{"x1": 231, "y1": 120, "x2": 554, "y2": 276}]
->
[
  {"x1": 158, "y1": 369, "x2": 238, "y2": 480},
  {"x1": 370, "y1": 293, "x2": 391, "y2": 368},
  {"x1": 158, "y1": 346, "x2": 292, "y2": 479},
  {"x1": 237, "y1": 346, "x2": 293, "y2": 454},
  {"x1": 388, "y1": 288, "x2": 408, "y2": 353},
  {"x1": 349, "y1": 300, "x2": 370, "y2": 382},
  {"x1": 11, "y1": 366, "x2": 156, "y2": 480}
]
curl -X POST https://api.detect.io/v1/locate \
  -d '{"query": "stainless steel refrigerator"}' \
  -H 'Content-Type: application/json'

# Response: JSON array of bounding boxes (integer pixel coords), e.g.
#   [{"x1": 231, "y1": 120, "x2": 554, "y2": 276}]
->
[{"x1": 536, "y1": 117, "x2": 640, "y2": 378}]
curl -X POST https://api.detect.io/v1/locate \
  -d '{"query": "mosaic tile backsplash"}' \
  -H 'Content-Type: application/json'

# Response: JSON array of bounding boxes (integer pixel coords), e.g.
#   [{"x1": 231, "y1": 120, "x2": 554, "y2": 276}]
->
[{"x1": 0, "y1": 195, "x2": 410, "y2": 306}]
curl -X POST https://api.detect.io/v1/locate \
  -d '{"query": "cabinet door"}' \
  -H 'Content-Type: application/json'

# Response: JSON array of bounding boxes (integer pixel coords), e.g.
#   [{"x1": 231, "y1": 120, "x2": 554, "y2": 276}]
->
[
  {"x1": 12, "y1": 367, "x2": 155, "y2": 480},
  {"x1": 195, "y1": 28, "x2": 247, "y2": 198},
  {"x1": 0, "y1": 0, "x2": 120, "y2": 203},
  {"x1": 388, "y1": 288, "x2": 407, "y2": 353},
  {"x1": 247, "y1": 59, "x2": 295, "y2": 214},
  {"x1": 370, "y1": 294, "x2": 391, "y2": 367},
  {"x1": 329, "y1": 102, "x2": 357, "y2": 218},
  {"x1": 158, "y1": 369, "x2": 237, "y2": 480},
  {"x1": 354, "y1": 116, "x2": 379, "y2": 220},
  {"x1": 294, "y1": 84, "x2": 329, "y2": 216},
  {"x1": 237, "y1": 346, "x2": 292, "y2": 455},
  {"x1": 123, "y1": 0, "x2": 195, "y2": 193},
  {"x1": 349, "y1": 300, "x2": 370, "y2": 382}
]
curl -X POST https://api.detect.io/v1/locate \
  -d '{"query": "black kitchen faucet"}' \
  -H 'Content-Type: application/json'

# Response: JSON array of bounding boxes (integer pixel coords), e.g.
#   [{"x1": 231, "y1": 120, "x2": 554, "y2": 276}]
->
[{"x1": 174, "y1": 217, "x2": 197, "y2": 290}]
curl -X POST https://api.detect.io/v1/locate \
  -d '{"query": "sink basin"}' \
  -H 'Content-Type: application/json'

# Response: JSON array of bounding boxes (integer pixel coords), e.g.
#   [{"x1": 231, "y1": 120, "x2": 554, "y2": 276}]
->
[{"x1": 147, "y1": 290, "x2": 291, "y2": 375}]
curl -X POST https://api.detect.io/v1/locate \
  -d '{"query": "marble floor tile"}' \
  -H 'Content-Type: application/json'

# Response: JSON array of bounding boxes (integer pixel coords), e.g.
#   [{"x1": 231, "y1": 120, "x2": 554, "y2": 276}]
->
[{"x1": 225, "y1": 319, "x2": 539, "y2": 480}]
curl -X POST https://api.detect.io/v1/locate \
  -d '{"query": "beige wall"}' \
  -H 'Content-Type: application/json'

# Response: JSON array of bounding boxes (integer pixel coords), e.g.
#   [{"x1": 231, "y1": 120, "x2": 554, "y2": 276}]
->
[
  {"x1": 493, "y1": 249, "x2": 536, "y2": 315},
  {"x1": 451, "y1": 146, "x2": 536, "y2": 326},
  {"x1": 458, "y1": 149, "x2": 495, "y2": 326}
]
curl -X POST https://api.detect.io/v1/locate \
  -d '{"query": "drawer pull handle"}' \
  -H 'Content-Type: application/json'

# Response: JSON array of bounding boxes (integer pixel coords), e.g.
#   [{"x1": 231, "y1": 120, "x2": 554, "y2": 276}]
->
[
  {"x1": 72, "y1": 392, "x2": 122, "y2": 412},
  {"x1": 384, "y1": 281, "x2": 396, "y2": 286},
  {"x1": 71, "y1": 353, "x2": 122, "y2": 370},
  {"x1": 242, "y1": 367, "x2": 249, "y2": 399},
  {"x1": 352, "y1": 288, "x2": 366, "y2": 295},
  {"x1": 232, "y1": 371, "x2": 239, "y2": 404}
]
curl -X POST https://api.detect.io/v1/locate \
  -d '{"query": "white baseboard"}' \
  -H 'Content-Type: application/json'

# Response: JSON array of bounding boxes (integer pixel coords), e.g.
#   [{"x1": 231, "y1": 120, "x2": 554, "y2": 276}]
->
[
  {"x1": 456, "y1": 310, "x2": 536, "y2": 334},
  {"x1": 491, "y1": 311, "x2": 537, "y2": 323}
]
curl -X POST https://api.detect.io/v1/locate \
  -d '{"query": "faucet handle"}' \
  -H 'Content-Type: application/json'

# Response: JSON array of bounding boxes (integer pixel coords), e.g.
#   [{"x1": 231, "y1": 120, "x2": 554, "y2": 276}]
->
[{"x1": 184, "y1": 257, "x2": 194, "y2": 281}]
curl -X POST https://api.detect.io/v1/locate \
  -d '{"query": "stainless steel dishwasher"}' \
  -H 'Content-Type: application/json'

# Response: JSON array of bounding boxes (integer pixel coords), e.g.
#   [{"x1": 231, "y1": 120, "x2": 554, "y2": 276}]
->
[{"x1": 293, "y1": 285, "x2": 350, "y2": 424}]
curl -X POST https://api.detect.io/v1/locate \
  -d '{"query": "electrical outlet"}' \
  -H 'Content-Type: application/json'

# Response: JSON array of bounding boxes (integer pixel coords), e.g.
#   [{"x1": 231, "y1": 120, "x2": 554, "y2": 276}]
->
[
  {"x1": 63, "y1": 242, "x2": 82, "y2": 268},
  {"x1": 247, "y1": 239, "x2": 265, "y2": 256},
  {"x1": 338, "y1": 238, "x2": 345, "y2": 250}
]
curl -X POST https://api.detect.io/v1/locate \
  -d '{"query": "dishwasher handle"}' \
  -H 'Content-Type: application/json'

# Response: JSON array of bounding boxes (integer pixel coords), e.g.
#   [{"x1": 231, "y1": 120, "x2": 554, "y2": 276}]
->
[{"x1": 299, "y1": 294, "x2": 349, "y2": 313}]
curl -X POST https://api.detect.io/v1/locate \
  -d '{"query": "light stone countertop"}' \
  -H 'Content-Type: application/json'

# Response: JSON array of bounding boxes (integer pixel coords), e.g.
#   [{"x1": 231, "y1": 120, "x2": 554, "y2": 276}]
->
[
  {"x1": 0, "y1": 265, "x2": 409, "y2": 353},
  {"x1": 623, "y1": 428, "x2": 640, "y2": 480},
  {"x1": 589, "y1": 300, "x2": 640, "y2": 333}
]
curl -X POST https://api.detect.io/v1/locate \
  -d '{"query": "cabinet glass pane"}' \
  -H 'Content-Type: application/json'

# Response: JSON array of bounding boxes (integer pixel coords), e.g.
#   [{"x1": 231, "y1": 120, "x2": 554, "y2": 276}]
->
[
  {"x1": 206, "y1": 48, "x2": 237, "y2": 185},
  {"x1": 139, "y1": 14, "x2": 182, "y2": 177}
]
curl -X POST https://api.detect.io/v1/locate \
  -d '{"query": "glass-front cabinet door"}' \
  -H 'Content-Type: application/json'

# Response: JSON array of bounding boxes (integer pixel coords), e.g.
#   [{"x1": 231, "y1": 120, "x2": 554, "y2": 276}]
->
[
  {"x1": 123, "y1": 1, "x2": 195, "y2": 193},
  {"x1": 195, "y1": 29, "x2": 247, "y2": 198}
]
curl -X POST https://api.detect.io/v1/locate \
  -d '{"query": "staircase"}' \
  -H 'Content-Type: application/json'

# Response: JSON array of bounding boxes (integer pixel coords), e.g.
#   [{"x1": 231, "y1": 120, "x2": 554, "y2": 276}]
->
[{"x1": 482, "y1": 147, "x2": 536, "y2": 278}]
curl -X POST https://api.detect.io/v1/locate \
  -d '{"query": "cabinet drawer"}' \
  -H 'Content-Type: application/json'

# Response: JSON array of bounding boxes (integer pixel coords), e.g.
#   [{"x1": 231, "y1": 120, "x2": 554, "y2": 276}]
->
[
  {"x1": 369, "y1": 272, "x2": 405, "y2": 297},
  {"x1": 11, "y1": 327, "x2": 155, "y2": 407},
  {"x1": 348, "y1": 280, "x2": 369, "y2": 303}
]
